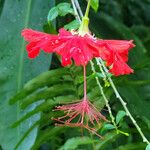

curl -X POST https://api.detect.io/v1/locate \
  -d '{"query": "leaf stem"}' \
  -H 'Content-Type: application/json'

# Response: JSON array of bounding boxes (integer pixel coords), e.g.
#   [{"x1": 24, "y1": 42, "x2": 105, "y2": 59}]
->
[{"x1": 98, "y1": 58, "x2": 150, "y2": 145}]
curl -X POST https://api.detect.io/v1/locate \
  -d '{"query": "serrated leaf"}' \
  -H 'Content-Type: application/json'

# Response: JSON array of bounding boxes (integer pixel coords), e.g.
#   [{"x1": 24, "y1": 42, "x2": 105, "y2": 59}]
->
[
  {"x1": 116, "y1": 110, "x2": 126, "y2": 124},
  {"x1": 64, "y1": 20, "x2": 80, "y2": 30},
  {"x1": 47, "y1": 7, "x2": 58, "y2": 22},
  {"x1": 21, "y1": 83, "x2": 75, "y2": 109},
  {"x1": 91, "y1": 0, "x2": 99, "y2": 12},
  {"x1": 9, "y1": 68, "x2": 69, "y2": 104},
  {"x1": 12, "y1": 95, "x2": 77, "y2": 127},
  {"x1": 59, "y1": 137, "x2": 97, "y2": 150}
]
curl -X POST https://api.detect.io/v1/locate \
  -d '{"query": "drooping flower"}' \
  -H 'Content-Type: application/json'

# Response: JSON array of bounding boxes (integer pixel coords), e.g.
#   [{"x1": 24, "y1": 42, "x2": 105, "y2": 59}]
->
[
  {"x1": 22, "y1": 28, "x2": 101, "y2": 66},
  {"x1": 97, "y1": 40, "x2": 134, "y2": 76},
  {"x1": 22, "y1": 28, "x2": 134, "y2": 76},
  {"x1": 53, "y1": 98, "x2": 107, "y2": 138}
]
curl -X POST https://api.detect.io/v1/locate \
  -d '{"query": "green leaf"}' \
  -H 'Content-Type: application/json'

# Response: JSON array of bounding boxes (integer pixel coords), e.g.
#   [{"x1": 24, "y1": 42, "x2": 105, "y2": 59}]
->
[
  {"x1": 95, "y1": 72, "x2": 105, "y2": 78},
  {"x1": 20, "y1": 83, "x2": 75, "y2": 109},
  {"x1": 90, "y1": 12, "x2": 148, "y2": 68},
  {"x1": 47, "y1": 3, "x2": 74, "y2": 22},
  {"x1": 116, "y1": 110, "x2": 126, "y2": 124},
  {"x1": 9, "y1": 68, "x2": 69, "y2": 104},
  {"x1": 103, "y1": 124, "x2": 116, "y2": 130},
  {"x1": 47, "y1": 7, "x2": 59, "y2": 22},
  {"x1": 115, "y1": 143, "x2": 146, "y2": 150},
  {"x1": 59, "y1": 137, "x2": 97, "y2": 150},
  {"x1": 57, "y1": 3, "x2": 74, "y2": 16},
  {"x1": 96, "y1": 132, "x2": 120, "y2": 149},
  {"x1": 0, "y1": 0, "x2": 53, "y2": 149},
  {"x1": 31, "y1": 127, "x2": 65, "y2": 150},
  {"x1": 146, "y1": 144, "x2": 150, "y2": 150},
  {"x1": 91, "y1": 0, "x2": 99, "y2": 12},
  {"x1": 64, "y1": 20, "x2": 80, "y2": 30}
]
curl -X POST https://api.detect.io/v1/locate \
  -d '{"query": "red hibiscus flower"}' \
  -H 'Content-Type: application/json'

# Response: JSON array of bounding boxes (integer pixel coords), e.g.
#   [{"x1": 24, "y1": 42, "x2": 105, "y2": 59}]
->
[
  {"x1": 22, "y1": 28, "x2": 134, "y2": 76},
  {"x1": 53, "y1": 98, "x2": 108, "y2": 138},
  {"x1": 22, "y1": 28, "x2": 101, "y2": 66}
]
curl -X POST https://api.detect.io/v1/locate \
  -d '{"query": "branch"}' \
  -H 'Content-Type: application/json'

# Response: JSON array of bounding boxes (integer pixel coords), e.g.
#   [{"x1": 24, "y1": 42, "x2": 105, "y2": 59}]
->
[
  {"x1": 90, "y1": 61, "x2": 118, "y2": 130},
  {"x1": 98, "y1": 58, "x2": 150, "y2": 144}
]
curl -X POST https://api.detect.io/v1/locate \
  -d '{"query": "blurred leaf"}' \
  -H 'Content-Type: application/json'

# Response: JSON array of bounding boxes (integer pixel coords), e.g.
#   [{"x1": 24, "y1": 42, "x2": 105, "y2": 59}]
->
[
  {"x1": 146, "y1": 144, "x2": 150, "y2": 150},
  {"x1": 96, "y1": 132, "x2": 119, "y2": 150},
  {"x1": 47, "y1": 7, "x2": 59, "y2": 22},
  {"x1": 0, "y1": 0, "x2": 53, "y2": 149},
  {"x1": 91, "y1": 0, "x2": 99, "y2": 12},
  {"x1": 31, "y1": 127, "x2": 65, "y2": 150},
  {"x1": 114, "y1": 142, "x2": 146, "y2": 150},
  {"x1": 57, "y1": 2, "x2": 74, "y2": 16},
  {"x1": 116, "y1": 110, "x2": 126, "y2": 124},
  {"x1": 9, "y1": 68, "x2": 69, "y2": 104},
  {"x1": 90, "y1": 12, "x2": 148, "y2": 68},
  {"x1": 59, "y1": 137, "x2": 97, "y2": 150},
  {"x1": 47, "y1": 3, "x2": 74, "y2": 22},
  {"x1": 0, "y1": 0, "x2": 4, "y2": 16},
  {"x1": 102, "y1": 124, "x2": 116, "y2": 130},
  {"x1": 43, "y1": 22, "x2": 57, "y2": 34},
  {"x1": 64, "y1": 20, "x2": 80, "y2": 30}
]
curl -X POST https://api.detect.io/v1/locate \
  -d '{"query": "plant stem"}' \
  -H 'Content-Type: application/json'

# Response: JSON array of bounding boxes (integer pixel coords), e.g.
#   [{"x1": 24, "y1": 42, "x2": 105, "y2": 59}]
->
[
  {"x1": 72, "y1": 0, "x2": 150, "y2": 145},
  {"x1": 83, "y1": 66, "x2": 87, "y2": 101},
  {"x1": 85, "y1": 0, "x2": 92, "y2": 18},
  {"x1": 90, "y1": 61, "x2": 117, "y2": 130},
  {"x1": 95, "y1": 58, "x2": 107, "y2": 79},
  {"x1": 71, "y1": 0, "x2": 81, "y2": 22},
  {"x1": 74, "y1": 1, "x2": 83, "y2": 17},
  {"x1": 72, "y1": 0, "x2": 117, "y2": 131},
  {"x1": 98, "y1": 58, "x2": 150, "y2": 144}
]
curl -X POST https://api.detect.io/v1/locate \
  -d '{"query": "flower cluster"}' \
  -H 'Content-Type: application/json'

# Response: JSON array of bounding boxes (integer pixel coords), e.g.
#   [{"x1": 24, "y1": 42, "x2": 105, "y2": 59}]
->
[{"x1": 22, "y1": 28, "x2": 134, "y2": 75}]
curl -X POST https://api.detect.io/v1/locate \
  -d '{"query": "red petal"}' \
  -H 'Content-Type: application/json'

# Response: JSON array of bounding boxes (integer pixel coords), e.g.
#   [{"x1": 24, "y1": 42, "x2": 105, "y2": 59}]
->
[
  {"x1": 59, "y1": 28, "x2": 72, "y2": 36},
  {"x1": 26, "y1": 42, "x2": 40, "y2": 58}
]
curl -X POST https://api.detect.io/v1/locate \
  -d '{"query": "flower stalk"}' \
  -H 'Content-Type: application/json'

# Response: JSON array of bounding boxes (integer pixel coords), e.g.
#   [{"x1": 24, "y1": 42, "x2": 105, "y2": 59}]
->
[
  {"x1": 84, "y1": 0, "x2": 92, "y2": 18},
  {"x1": 78, "y1": 0, "x2": 91, "y2": 35},
  {"x1": 83, "y1": 66, "x2": 87, "y2": 101}
]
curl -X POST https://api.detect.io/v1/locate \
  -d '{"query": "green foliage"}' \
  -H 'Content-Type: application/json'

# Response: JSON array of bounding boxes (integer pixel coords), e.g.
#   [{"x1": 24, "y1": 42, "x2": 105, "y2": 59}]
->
[
  {"x1": 116, "y1": 110, "x2": 126, "y2": 125},
  {"x1": 1, "y1": 0, "x2": 150, "y2": 149},
  {"x1": 47, "y1": 7, "x2": 59, "y2": 22},
  {"x1": 64, "y1": 20, "x2": 80, "y2": 30},
  {"x1": 0, "y1": 0, "x2": 53, "y2": 149},
  {"x1": 59, "y1": 137, "x2": 97, "y2": 150},
  {"x1": 47, "y1": 2, "x2": 74, "y2": 22},
  {"x1": 102, "y1": 124, "x2": 116, "y2": 130},
  {"x1": 146, "y1": 144, "x2": 150, "y2": 150},
  {"x1": 9, "y1": 64, "x2": 109, "y2": 149},
  {"x1": 90, "y1": 0, "x2": 99, "y2": 12}
]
